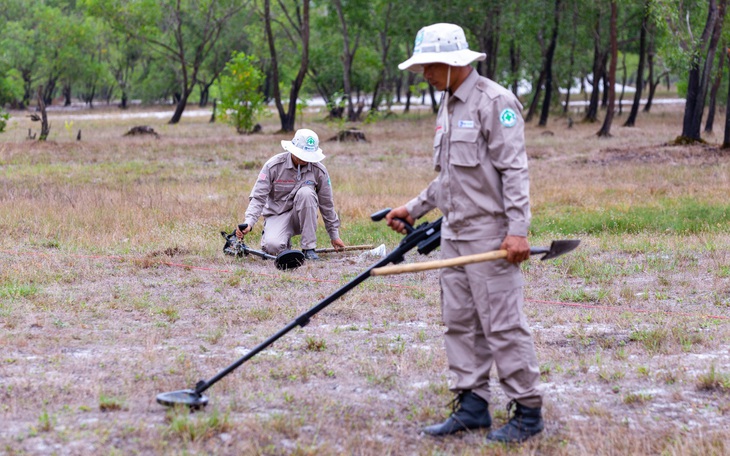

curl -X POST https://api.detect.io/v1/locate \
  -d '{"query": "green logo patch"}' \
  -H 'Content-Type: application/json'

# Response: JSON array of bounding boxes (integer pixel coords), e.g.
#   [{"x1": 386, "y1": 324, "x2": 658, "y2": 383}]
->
[{"x1": 499, "y1": 108, "x2": 517, "y2": 128}]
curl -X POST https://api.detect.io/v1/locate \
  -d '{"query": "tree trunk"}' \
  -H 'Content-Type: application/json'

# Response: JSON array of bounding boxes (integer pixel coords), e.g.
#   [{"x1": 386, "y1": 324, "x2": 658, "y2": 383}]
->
[
  {"x1": 334, "y1": 0, "x2": 360, "y2": 121},
  {"x1": 618, "y1": 53, "x2": 626, "y2": 116},
  {"x1": 509, "y1": 41, "x2": 520, "y2": 96},
  {"x1": 428, "y1": 84, "x2": 438, "y2": 114},
  {"x1": 169, "y1": 89, "x2": 191, "y2": 124},
  {"x1": 120, "y1": 90, "x2": 129, "y2": 109},
  {"x1": 584, "y1": 12, "x2": 605, "y2": 123},
  {"x1": 37, "y1": 86, "x2": 50, "y2": 141},
  {"x1": 265, "y1": 0, "x2": 310, "y2": 132},
  {"x1": 625, "y1": 1, "x2": 649, "y2": 126},
  {"x1": 538, "y1": 0, "x2": 562, "y2": 127},
  {"x1": 477, "y1": 4, "x2": 501, "y2": 79},
  {"x1": 680, "y1": 0, "x2": 725, "y2": 141},
  {"x1": 404, "y1": 72, "x2": 415, "y2": 113},
  {"x1": 370, "y1": 4, "x2": 393, "y2": 113},
  {"x1": 563, "y1": 3, "x2": 578, "y2": 114},
  {"x1": 597, "y1": 1, "x2": 617, "y2": 137},
  {"x1": 705, "y1": 47, "x2": 726, "y2": 133},
  {"x1": 723, "y1": 50, "x2": 730, "y2": 147},
  {"x1": 63, "y1": 84, "x2": 72, "y2": 106}
]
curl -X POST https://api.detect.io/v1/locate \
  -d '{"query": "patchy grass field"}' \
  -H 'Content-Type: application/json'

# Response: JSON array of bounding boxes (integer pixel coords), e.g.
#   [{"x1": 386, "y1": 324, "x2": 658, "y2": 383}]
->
[{"x1": 1, "y1": 103, "x2": 729, "y2": 455}]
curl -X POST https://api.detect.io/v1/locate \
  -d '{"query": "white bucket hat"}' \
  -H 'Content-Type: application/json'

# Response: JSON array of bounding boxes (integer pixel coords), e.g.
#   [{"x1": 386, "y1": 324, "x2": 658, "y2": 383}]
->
[
  {"x1": 281, "y1": 128, "x2": 325, "y2": 163},
  {"x1": 398, "y1": 23, "x2": 486, "y2": 73}
]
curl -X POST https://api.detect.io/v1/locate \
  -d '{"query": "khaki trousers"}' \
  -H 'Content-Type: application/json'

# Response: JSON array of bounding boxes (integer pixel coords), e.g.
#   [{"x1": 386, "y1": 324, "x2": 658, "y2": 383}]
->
[
  {"x1": 440, "y1": 237, "x2": 542, "y2": 408},
  {"x1": 261, "y1": 185, "x2": 319, "y2": 254}
]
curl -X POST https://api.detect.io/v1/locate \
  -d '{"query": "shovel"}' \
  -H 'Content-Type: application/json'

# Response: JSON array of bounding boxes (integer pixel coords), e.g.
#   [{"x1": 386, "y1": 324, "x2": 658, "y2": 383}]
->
[{"x1": 370, "y1": 240, "x2": 580, "y2": 276}]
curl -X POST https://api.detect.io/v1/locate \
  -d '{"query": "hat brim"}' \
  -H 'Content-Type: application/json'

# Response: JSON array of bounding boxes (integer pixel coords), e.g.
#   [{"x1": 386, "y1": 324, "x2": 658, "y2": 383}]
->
[
  {"x1": 281, "y1": 140, "x2": 325, "y2": 163},
  {"x1": 398, "y1": 49, "x2": 486, "y2": 73}
]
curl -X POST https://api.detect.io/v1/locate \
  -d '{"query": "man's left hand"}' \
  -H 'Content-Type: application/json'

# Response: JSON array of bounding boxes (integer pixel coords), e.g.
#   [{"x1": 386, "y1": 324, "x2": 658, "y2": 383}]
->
[
  {"x1": 331, "y1": 238, "x2": 346, "y2": 251},
  {"x1": 501, "y1": 235, "x2": 530, "y2": 264}
]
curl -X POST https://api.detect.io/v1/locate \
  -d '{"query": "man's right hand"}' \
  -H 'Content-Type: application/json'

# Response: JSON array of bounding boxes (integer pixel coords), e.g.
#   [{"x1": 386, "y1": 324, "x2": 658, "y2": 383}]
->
[
  {"x1": 385, "y1": 206, "x2": 415, "y2": 234},
  {"x1": 235, "y1": 224, "x2": 252, "y2": 239}
]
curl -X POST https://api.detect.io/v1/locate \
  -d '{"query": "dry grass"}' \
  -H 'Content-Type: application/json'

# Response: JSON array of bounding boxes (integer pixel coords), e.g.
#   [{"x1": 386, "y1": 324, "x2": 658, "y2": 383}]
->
[{"x1": 1, "y1": 103, "x2": 729, "y2": 455}]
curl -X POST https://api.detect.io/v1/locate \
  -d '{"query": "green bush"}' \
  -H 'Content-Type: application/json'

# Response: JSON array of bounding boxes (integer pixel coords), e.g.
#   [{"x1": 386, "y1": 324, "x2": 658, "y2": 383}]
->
[
  {"x1": 0, "y1": 110, "x2": 8, "y2": 133},
  {"x1": 218, "y1": 52, "x2": 266, "y2": 134}
]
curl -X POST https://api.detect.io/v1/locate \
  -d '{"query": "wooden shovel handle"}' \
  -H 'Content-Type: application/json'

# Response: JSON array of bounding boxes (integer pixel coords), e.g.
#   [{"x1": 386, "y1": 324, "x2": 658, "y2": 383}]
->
[
  {"x1": 315, "y1": 244, "x2": 374, "y2": 253},
  {"x1": 370, "y1": 250, "x2": 508, "y2": 276}
]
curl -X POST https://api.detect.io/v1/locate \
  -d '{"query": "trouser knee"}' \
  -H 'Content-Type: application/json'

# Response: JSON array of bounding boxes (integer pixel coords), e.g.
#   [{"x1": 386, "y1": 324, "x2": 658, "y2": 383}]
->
[
  {"x1": 294, "y1": 185, "x2": 318, "y2": 208},
  {"x1": 261, "y1": 237, "x2": 288, "y2": 255}
]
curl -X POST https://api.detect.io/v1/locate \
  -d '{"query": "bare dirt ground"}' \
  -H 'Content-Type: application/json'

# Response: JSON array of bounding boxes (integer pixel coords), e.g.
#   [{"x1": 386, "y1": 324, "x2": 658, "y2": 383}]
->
[{"x1": 1, "y1": 104, "x2": 729, "y2": 455}]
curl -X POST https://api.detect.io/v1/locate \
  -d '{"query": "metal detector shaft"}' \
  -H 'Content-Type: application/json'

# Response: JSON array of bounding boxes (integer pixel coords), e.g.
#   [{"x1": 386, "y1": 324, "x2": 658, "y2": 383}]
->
[
  {"x1": 193, "y1": 214, "x2": 441, "y2": 397},
  {"x1": 194, "y1": 255, "x2": 390, "y2": 395}
]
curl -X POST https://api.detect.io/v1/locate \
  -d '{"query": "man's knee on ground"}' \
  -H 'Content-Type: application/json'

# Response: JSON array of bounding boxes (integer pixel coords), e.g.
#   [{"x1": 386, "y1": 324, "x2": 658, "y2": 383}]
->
[{"x1": 262, "y1": 238, "x2": 289, "y2": 255}]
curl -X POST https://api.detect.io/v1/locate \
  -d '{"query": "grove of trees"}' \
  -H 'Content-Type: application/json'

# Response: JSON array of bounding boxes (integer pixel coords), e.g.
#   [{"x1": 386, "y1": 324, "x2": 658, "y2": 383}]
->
[{"x1": 1, "y1": 0, "x2": 729, "y2": 142}]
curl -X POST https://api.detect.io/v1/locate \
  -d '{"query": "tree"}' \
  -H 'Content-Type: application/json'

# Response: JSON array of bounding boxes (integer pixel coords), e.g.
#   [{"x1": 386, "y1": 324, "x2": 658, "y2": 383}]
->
[
  {"x1": 624, "y1": 0, "x2": 651, "y2": 127},
  {"x1": 219, "y1": 52, "x2": 266, "y2": 134},
  {"x1": 657, "y1": 0, "x2": 728, "y2": 142},
  {"x1": 84, "y1": 0, "x2": 247, "y2": 124},
  {"x1": 597, "y1": 0, "x2": 618, "y2": 137},
  {"x1": 263, "y1": 0, "x2": 311, "y2": 132},
  {"x1": 583, "y1": 2, "x2": 611, "y2": 123},
  {"x1": 538, "y1": 0, "x2": 562, "y2": 127}
]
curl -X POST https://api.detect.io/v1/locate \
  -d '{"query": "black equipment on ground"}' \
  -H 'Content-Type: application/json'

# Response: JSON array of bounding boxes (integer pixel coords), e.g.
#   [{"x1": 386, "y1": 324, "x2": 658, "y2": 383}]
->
[{"x1": 221, "y1": 224, "x2": 305, "y2": 270}]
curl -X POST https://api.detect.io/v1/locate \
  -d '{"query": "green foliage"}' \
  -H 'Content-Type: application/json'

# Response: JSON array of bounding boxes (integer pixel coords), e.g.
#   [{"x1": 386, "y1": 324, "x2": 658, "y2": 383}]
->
[
  {"x1": 218, "y1": 52, "x2": 266, "y2": 134},
  {"x1": 0, "y1": 110, "x2": 8, "y2": 133},
  {"x1": 532, "y1": 199, "x2": 730, "y2": 236}
]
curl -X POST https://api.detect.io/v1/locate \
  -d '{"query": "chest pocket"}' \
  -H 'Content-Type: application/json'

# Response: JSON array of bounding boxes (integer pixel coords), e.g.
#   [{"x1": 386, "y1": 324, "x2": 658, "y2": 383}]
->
[
  {"x1": 448, "y1": 128, "x2": 480, "y2": 167},
  {"x1": 273, "y1": 180, "x2": 296, "y2": 201}
]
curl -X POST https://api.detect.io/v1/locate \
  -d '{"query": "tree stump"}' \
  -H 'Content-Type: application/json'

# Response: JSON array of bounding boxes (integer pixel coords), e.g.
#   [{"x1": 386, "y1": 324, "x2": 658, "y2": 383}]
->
[
  {"x1": 123, "y1": 126, "x2": 160, "y2": 138},
  {"x1": 327, "y1": 129, "x2": 368, "y2": 142}
]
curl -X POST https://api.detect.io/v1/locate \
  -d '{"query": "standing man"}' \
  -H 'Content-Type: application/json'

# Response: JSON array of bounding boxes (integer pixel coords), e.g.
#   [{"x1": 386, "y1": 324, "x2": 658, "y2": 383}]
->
[
  {"x1": 386, "y1": 23, "x2": 543, "y2": 443},
  {"x1": 237, "y1": 128, "x2": 345, "y2": 260}
]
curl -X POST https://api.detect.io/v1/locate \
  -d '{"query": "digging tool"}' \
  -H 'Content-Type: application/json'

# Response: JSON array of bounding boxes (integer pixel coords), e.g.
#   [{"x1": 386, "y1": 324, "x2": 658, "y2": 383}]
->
[
  {"x1": 313, "y1": 244, "x2": 374, "y2": 254},
  {"x1": 370, "y1": 240, "x2": 581, "y2": 276},
  {"x1": 221, "y1": 224, "x2": 305, "y2": 270},
  {"x1": 157, "y1": 209, "x2": 442, "y2": 409}
]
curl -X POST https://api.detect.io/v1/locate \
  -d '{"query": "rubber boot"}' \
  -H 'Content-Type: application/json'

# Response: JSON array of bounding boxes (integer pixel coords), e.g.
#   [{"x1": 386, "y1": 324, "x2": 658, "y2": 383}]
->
[
  {"x1": 486, "y1": 400, "x2": 544, "y2": 443},
  {"x1": 422, "y1": 391, "x2": 491, "y2": 436}
]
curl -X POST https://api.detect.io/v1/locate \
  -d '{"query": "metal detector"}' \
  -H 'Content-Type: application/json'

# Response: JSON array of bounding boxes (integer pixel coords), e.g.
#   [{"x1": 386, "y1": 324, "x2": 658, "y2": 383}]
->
[
  {"x1": 221, "y1": 224, "x2": 305, "y2": 271},
  {"x1": 157, "y1": 209, "x2": 579, "y2": 408}
]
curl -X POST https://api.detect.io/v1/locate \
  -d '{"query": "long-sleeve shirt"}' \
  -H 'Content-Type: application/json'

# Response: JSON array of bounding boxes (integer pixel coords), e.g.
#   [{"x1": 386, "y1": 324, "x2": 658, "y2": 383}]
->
[
  {"x1": 405, "y1": 69, "x2": 531, "y2": 241},
  {"x1": 244, "y1": 152, "x2": 341, "y2": 240}
]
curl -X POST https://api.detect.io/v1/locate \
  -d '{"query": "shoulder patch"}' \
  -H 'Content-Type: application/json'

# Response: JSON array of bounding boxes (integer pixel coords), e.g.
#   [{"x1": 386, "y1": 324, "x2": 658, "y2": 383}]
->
[{"x1": 499, "y1": 108, "x2": 518, "y2": 128}]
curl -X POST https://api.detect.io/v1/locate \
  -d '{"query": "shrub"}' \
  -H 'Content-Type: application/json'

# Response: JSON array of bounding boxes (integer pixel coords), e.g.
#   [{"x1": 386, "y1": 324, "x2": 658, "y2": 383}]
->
[{"x1": 218, "y1": 52, "x2": 266, "y2": 134}]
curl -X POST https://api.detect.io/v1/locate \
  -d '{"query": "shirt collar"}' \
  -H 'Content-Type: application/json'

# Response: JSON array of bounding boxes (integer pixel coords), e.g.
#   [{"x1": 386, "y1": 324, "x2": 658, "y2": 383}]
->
[
  {"x1": 451, "y1": 68, "x2": 478, "y2": 103},
  {"x1": 286, "y1": 153, "x2": 310, "y2": 170}
]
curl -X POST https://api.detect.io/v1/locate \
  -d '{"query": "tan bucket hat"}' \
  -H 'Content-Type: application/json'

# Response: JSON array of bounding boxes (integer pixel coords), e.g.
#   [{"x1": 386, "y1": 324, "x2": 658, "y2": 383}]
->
[{"x1": 399, "y1": 23, "x2": 486, "y2": 73}]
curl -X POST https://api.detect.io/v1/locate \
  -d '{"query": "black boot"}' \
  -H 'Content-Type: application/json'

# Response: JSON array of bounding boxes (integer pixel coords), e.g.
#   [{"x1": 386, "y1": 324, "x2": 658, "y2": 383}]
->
[
  {"x1": 303, "y1": 249, "x2": 319, "y2": 260},
  {"x1": 422, "y1": 391, "x2": 491, "y2": 436},
  {"x1": 486, "y1": 400, "x2": 544, "y2": 443}
]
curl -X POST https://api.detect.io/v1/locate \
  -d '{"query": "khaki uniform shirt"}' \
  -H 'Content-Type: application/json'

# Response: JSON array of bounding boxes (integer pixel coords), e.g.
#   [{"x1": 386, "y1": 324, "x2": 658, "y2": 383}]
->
[
  {"x1": 405, "y1": 70, "x2": 530, "y2": 240},
  {"x1": 244, "y1": 152, "x2": 341, "y2": 240}
]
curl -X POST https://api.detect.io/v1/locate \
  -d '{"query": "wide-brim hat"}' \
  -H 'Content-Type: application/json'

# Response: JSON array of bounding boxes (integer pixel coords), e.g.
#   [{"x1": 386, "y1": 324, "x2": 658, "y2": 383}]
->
[
  {"x1": 399, "y1": 23, "x2": 486, "y2": 73},
  {"x1": 281, "y1": 128, "x2": 325, "y2": 163}
]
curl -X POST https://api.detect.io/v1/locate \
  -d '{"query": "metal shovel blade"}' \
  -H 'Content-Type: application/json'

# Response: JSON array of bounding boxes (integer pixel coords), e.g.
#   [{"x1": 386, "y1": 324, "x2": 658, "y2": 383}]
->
[
  {"x1": 531, "y1": 239, "x2": 581, "y2": 260},
  {"x1": 156, "y1": 389, "x2": 209, "y2": 409}
]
